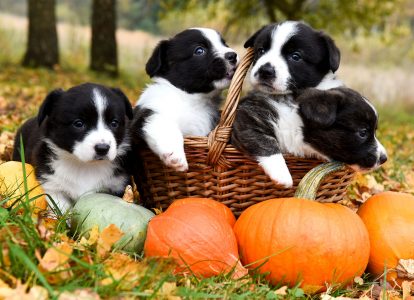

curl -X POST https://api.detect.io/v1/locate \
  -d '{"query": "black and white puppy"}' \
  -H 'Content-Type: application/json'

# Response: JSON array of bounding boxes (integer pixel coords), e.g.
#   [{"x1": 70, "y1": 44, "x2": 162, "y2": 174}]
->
[
  {"x1": 131, "y1": 28, "x2": 239, "y2": 171},
  {"x1": 231, "y1": 21, "x2": 387, "y2": 187},
  {"x1": 244, "y1": 21, "x2": 342, "y2": 94},
  {"x1": 13, "y1": 83, "x2": 133, "y2": 213},
  {"x1": 232, "y1": 88, "x2": 387, "y2": 187}
]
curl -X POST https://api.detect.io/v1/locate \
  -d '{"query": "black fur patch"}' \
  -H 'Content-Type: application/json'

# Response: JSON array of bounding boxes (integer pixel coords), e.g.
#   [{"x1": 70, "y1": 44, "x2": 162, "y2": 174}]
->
[{"x1": 145, "y1": 29, "x2": 231, "y2": 94}]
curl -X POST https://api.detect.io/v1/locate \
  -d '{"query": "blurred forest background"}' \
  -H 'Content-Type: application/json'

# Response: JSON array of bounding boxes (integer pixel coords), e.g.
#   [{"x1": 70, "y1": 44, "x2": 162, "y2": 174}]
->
[{"x1": 0, "y1": 0, "x2": 413, "y2": 107}]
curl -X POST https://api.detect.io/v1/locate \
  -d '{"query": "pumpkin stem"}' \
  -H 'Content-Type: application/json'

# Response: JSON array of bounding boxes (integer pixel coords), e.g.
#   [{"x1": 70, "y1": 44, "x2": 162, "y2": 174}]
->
[{"x1": 294, "y1": 162, "x2": 347, "y2": 200}]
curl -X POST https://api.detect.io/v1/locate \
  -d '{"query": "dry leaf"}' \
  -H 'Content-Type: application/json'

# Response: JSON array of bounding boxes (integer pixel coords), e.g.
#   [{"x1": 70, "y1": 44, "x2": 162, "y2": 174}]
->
[
  {"x1": 58, "y1": 289, "x2": 101, "y2": 300},
  {"x1": 100, "y1": 252, "x2": 146, "y2": 290},
  {"x1": 78, "y1": 225, "x2": 100, "y2": 248},
  {"x1": 158, "y1": 281, "x2": 180, "y2": 300},
  {"x1": 402, "y1": 281, "x2": 414, "y2": 300},
  {"x1": 97, "y1": 224, "x2": 124, "y2": 259},
  {"x1": 122, "y1": 185, "x2": 134, "y2": 203},
  {"x1": 0, "y1": 280, "x2": 48, "y2": 300},
  {"x1": 274, "y1": 286, "x2": 288, "y2": 296},
  {"x1": 354, "y1": 276, "x2": 364, "y2": 285},
  {"x1": 37, "y1": 217, "x2": 58, "y2": 241},
  {"x1": 38, "y1": 241, "x2": 73, "y2": 284}
]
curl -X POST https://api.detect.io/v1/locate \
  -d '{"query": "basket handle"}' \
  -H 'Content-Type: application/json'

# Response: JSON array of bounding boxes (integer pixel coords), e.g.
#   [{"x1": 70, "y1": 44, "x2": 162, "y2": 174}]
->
[{"x1": 207, "y1": 48, "x2": 255, "y2": 167}]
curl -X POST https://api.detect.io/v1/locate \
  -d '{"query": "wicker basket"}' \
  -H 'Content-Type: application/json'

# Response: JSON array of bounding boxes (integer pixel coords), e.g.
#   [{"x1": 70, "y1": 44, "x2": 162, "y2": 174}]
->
[{"x1": 134, "y1": 48, "x2": 355, "y2": 216}]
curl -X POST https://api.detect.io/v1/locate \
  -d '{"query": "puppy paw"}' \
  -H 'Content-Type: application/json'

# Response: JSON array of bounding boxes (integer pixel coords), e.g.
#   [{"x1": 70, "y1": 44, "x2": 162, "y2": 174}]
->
[
  {"x1": 270, "y1": 172, "x2": 293, "y2": 188},
  {"x1": 258, "y1": 154, "x2": 293, "y2": 188},
  {"x1": 160, "y1": 152, "x2": 189, "y2": 172}
]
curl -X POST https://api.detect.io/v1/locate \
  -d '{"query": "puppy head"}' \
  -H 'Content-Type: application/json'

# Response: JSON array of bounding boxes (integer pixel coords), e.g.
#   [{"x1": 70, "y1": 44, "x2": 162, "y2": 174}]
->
[
  {"x1": 298, "y1": 87, "x2": 387, "y2": 171},
  {"x1": 145, "y1": 27, "x2": 239, "y2": 94},
  {"x1": 245, "y1": 21, "x2": 340, "y2": 94},
  {"x1": 38, "y1": 83, "x2": 133, "y2": 162}
]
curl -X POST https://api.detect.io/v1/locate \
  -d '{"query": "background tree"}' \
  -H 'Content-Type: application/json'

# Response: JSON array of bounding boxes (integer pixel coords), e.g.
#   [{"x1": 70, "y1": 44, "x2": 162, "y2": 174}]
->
[
  {"x1": 160, "y1": 0, "x2": 406, "y2": 37},
  {"x1": 23, "y1": 0, "x2": 58, "y2": 68},
  {"x1": 90, "y1": 0, "x2": 118, "y2": 76}
]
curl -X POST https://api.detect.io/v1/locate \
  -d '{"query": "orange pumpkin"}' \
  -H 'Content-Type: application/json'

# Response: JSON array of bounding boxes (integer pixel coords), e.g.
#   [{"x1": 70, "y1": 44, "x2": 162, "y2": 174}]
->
[
  {"x1": 168, "y1": 197, "x2": 236, "y2": 226},
  {"x1": 144, "y1": 203, "x2": 247, "y2": 279},
  {"x1": 357, "y1": 191, "x2": 414, "y2": 285},
  {"x1": 234, "y1": 162, "x2": 370, "y2": 293}
]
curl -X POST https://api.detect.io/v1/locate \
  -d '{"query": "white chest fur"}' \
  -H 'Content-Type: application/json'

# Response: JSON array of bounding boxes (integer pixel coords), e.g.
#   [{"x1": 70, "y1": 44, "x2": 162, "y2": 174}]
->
[
  {"x1": 268, "y1": 100, "x2": 322, "y2": 158},
  {"x1": 41, "y1": 142, "x2": 126, "y2": 203},
  {"x1": 136, "y1": 78, "x2": 219, "y2": 136}
]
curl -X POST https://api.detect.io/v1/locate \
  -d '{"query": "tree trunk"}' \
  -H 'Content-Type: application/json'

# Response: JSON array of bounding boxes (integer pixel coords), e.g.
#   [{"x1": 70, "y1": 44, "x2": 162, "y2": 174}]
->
[
  {"x1": 23, "y1": 0, "x2": 59, "y2": 68},
  {"x1": 90, "y1": 0, "x2": 118, "y2": 76}
]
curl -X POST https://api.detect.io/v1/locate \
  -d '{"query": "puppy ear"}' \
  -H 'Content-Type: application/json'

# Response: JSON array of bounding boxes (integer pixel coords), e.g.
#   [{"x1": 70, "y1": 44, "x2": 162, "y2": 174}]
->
[
  {"x1": 145, "y1": 40, "x2": 169, "y2": 77},
  {"x1": 319, "y1": 31, "x2": 340, "y2": 72},
  {"x1": 37, "y1": 89, "x2": 64, "y2": 125},
  {"x1": 244, "y1": 25, "x2": 268, "y2": 48},
  {"x1": 111, "y1": 87, "x2": 133, "y2": 120},
  {"x1": 298, "y1": 88, "x2": 338, "y2": 128}
]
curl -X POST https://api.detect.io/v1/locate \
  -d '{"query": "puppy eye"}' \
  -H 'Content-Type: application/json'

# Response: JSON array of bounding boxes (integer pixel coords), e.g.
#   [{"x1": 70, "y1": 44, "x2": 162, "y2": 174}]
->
[
  {"x1": 72, "y1": 119, "x2": 84, "y2": 129},
  {"x1": 357, "y1": 128, "x2": 368, "y2": 139},
  {"x1": 194, "y1": 46, "x2": 206, "y2": 56},
  {"x1": 257, "y1": 48, "x2": 265, "y2": 56},
  {"x1": 291, "y1": 52, "x2": 302, "y2": 61},
  {"x1": 110, "y1": 119, "x2": 119, "y2": 128}
]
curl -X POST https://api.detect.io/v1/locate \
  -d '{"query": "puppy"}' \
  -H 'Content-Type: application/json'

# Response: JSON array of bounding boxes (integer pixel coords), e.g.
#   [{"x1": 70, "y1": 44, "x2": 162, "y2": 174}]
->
[
  {"x1": 232, "y1": 87, "x2": 387, "y2": 187},
  {"x1": 13, "y1": 83, "x2": 133, "y2": 213},
  {"x1": 232, "y1": 21, "x2": 386, "y2": 186},
  {"x1": 131, "y1": 27, "x2": 239, "y2": 171},
  {"x1": 244, "y1": 21, "x2": 343, "y2": 94}
]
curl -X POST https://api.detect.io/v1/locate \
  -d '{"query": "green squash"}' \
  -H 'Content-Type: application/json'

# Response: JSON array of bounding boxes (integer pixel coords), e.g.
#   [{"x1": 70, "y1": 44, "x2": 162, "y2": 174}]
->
[{"x1": 71, "y1": 193, "x2": 154, "y2": 253}]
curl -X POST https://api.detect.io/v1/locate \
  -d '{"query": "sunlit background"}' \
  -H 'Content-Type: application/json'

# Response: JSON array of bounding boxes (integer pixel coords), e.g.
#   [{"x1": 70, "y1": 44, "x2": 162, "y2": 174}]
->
[{"x1": 0, "y1": 0, "x2": 413, "y2": 107}]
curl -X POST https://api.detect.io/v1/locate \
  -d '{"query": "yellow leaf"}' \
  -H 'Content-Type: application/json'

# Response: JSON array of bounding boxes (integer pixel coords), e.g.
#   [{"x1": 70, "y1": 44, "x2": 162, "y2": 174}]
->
[
  {"x1": 101, "y1": 252, "x2": 147, "y2": 290},
  {"x1": 79, "y1": 225, "x2": 99, "y2": 247},
  {"x1": 402, "y1": 281, "x2": 413, "y2": 300},
  {"x1": 0, "y1": 281, "x2": 48, "y2": 300},
  {"x1": 97, "y1": 224, "x2": 124, "y2": 259},
  {"x1": 354, "y1": 276, "x2": 364, "y2": 285},
  {"x1": 274, "y1": 286, "x2": 288, "y2": 296},
  {"x1": 58, "y1": 288, "x2": 100, "y2": 300},
  {"x1": 38, "y1": 241, "x2": 73, "y2": 284}
]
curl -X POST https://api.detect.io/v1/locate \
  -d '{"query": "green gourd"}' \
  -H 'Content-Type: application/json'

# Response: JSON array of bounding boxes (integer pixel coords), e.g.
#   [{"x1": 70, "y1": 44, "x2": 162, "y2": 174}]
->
[{"x1": 71, "y1": 193, "x2": 154, "y2": 253}]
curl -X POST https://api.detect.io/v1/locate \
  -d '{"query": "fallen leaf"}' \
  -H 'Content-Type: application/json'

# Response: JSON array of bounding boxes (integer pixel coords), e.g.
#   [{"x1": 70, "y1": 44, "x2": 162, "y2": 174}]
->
[
  {"x1": 274, "y1": 285, "x2": 288, "y2": 296},
  {"x1": 38, "y1": 241, "x2": 73, "y2": 284},
  {"x1": 122, "y1": 185, "x2": 134, "y2": 203},
  {"x1": 97, "y1": 224, "x2": 124, "y2": 259},
  {"x1": 78, "y1": 225, "x2": 99, "y2": 248},
  {"x1": 158, "y1": 281, "x2": 180, "y2": 300},
  {"x1": 354, "y1": 276, "x2": 364, "y2": 285},
  {"x1": 100, "y1": 252, "x2": 147, "y2": 290},
  {"x1": 58, "y1": 288, "x2": 100, "y2": 300},
  {"x1": 0, "y1": 280, "x2": 48, "y2": 300}
]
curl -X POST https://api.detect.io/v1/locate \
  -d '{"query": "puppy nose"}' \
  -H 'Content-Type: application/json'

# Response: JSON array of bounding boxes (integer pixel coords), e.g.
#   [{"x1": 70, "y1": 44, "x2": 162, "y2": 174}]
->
[
  {"x1": 95, "y1": 143, "x2": 110, "y2": 156},
  {"x1": 379, "y1": 153, "x2": 388, "y2": 165},
  {"x1": 258, "y1": 63, "x2": 276, "y2": 79},
  {"x1": 225, "y1": 52, "x2": 237, "y2": 65}
]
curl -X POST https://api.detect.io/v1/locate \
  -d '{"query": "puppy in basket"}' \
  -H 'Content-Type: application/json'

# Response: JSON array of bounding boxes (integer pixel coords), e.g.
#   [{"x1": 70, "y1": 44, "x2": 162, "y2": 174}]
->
[
  {"x1": 131, "y1": 28, "x2": 239, "y2": 172},
  {"x1": 13, "y1": 83, "x2": 133, "y2": 213},
  {"x1": 231, "y1": 21, "x2": 387, "y2": 187}
]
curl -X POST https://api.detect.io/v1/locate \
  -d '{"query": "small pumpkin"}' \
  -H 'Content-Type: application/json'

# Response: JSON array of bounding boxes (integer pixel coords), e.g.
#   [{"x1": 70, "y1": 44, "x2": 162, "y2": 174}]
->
[
  {"x1": 0, "y1": 161, "x2": 47, "y2": 213},
  {"x1": 357, "y1": 191, "x2": 414, "y2": 285},
  {"x1": 234, "y1": 162, "x2": 370, "y2": 293},
  {"x1": 168, "y1": 197, "x2": 236, "y2": 226},
  {"x1": 144, "y1": 202, "x2": 247, "y2": 279},
  {"x1": 71, "y1": 193, "x2": 154, "y2": 253}
]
